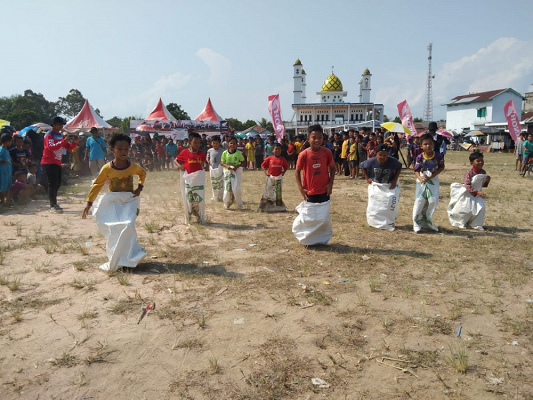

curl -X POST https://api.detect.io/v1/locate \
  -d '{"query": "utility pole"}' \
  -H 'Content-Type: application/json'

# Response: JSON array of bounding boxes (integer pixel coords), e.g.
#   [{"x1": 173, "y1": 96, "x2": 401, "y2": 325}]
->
[{"x1": 424, "y1": 43, "x2": 435, "y2": 122}]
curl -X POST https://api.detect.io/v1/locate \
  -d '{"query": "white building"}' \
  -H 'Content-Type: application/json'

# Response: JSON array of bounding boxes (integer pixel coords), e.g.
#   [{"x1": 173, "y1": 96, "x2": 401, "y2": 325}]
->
[
  {"x1": 444, "y1": 88, "x2": 525, "y2": 132},
  {"x1": 288, "y1": 59, "x2": 384, "y2": 136}
]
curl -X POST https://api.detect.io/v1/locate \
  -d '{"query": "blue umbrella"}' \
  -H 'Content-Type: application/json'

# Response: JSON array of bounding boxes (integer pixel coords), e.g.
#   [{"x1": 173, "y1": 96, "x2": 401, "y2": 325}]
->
[{"x1": 19, "y1": 125, "x2": 39, "y2": 138}]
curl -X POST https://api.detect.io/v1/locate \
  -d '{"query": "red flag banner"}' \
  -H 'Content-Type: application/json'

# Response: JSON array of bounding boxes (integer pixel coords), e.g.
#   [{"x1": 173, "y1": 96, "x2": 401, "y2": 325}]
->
[
  {"x1": 397, "y1": 100, "x2": 417, "y2": 139},
  {"x1": 504, "y1": 100, "x2": 521, "y2": 142},
  {"x1": 268, "y1": 94, "x2": 286, "y2": 142}
]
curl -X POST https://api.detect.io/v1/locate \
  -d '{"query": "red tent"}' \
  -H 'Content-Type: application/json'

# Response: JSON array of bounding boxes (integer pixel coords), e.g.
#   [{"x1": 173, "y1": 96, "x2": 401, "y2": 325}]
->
[
  {"x1": 195, "y1": 98, "x2": 223, "y2": 121},
  {"x1": 64, "y1": 99, "x2": 118, "y2": 132},
  {"x1": 145, "y1": 98, "x2": 177, "y2": 121}
]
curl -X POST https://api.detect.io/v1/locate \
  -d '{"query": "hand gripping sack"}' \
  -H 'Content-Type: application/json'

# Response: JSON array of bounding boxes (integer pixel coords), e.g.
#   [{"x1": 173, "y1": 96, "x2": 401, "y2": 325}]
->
[
  {"x1": 447, "y1": 174, "x2": 488, "y2": 229},
  {"x1": 92, "y1": 192, "x2": 146, "y2": 272},
  {"x1": 259, "y1": 175, "x2": 286, "y2": 212},
  {"x1": 180, "y1": 169, "x2": 206, "y2": 224},
  {"x1": 223, "y1": 168, "x2": 243, "y2": 208},
  {"x1": 413, "y1": 173, "x2": 440, "y2": 232},
  {"x1": 292, "y1": 200, "x2": 332, "y2": 245},
  {"x1": 210, "y1": 165, "x2": 224, "y2": 202},
  {"x1": 367, "y1": 182, "x2": 401, "y2": 231}
]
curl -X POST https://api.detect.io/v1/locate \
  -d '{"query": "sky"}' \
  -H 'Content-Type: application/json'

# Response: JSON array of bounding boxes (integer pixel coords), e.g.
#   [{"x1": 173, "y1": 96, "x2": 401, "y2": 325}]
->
[{"x1": 2, "y1": 0, "x2": 532, "y2": 124}]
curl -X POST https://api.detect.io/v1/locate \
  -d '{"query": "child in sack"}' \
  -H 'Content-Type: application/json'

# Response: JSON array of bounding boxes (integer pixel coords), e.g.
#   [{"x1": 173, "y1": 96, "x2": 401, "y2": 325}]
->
[
  {"x1": 447, "y1": 151, "x2": 490, "y2": 231},
  {"x1": 207, "y1": 135, "x2": 224, "y2": 202},
  {"x1": 82, "y1": 134, "x2": 147, "y2": 272},
  {"x1": 220, "y1": 136, "x2": 245, "y2": 209},
  {"x1": 293, "y1": 125, "x2": 336, "y2": 245},
  {"x1": 175, "y1": 132, "x2": 208, "y2": 224},
  {"x1": 360, "y1": 144, "x2": 402, "y2": 231},
  {"x1": 412, "y1": 133, "x2": 445, "y2": 232},
  {"x1": 259, "y1": 143, "x2": 289, "y2": 212}
]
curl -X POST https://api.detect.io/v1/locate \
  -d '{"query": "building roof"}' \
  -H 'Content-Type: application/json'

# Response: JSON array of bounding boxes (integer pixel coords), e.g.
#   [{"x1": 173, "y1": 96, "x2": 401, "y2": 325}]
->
[
  {"x1": 294, "y1": 58, "x2": 302, "y2": 66},
  {"x1": 321, "y1": 73, "x2": 343, "y2": 92},
  {"x1": 242, "y1": 125, "x2": 271, "y2": 135},
  {"x1": 522, "y1": 111, "x2": 533, "y2": 121},
  {"x1": 444, "y1": 88, "x2": 525, "y2": 106},
  {"x1": 363, "y1": 68, "x2": 371, "y2": 75}
]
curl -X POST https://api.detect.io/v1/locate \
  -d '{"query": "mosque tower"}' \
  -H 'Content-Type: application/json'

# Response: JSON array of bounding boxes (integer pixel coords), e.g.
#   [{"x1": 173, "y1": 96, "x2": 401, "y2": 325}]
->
[
  {"x1": 301, "y1": 69, "x2": 307, "y2": 103},
  {"x1": 361, "y1": 68, "x2": 372, "y2": 103},
  {"x1": 293, "y1": 59, "x2": 303, "y2": 104}
]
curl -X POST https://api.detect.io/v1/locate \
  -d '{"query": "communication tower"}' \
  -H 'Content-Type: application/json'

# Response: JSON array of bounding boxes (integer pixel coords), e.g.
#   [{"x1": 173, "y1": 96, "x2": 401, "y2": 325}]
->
[{"x1": 424, "y1": 43, "x2": 435, "y2": 122}]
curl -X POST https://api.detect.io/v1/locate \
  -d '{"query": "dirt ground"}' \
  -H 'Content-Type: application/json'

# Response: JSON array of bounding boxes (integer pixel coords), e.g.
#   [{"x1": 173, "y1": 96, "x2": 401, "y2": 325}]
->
[{"x1": 0, "y1": 151, "x2": 532, "y2": 400}]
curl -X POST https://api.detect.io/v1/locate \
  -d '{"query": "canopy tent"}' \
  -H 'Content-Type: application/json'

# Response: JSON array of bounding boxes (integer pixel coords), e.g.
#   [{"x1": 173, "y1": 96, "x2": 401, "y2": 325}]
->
[
  {"x1": 195, "y1": 98, "x2": 223, "y2": 121},
  {"x1": 64, "y1": 99, "x2": 118, "y2": 133},
  {"x1": 145, "y1": 98, "x2": 177, "y2": 121}
]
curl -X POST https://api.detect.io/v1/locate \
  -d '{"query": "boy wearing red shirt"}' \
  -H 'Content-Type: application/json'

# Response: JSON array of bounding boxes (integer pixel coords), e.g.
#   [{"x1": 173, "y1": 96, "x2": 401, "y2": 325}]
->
[
  {"x1": 41, "y1": 116, "x2": 78, "y2": 213},
  {"x1": 174, "y1": 133, "x2": 208, "y2": 224},
  {"x1": 260, "y1": 143, "x2": 289, "y2": 211},
  {"x1": 295, "y1": 125, "x2": 335, "y2": 203}
]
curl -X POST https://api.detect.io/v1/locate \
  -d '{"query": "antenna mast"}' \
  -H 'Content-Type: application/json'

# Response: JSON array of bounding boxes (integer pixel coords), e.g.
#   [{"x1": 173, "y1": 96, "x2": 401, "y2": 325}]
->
[{"x1": 424, "y1": 43, "x2": 435, "y2": 122}]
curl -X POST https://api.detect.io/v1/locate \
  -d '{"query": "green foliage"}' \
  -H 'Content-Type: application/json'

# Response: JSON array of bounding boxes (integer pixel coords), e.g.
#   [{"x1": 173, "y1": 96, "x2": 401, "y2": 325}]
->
[
  {"x1": 257, "y1": 117, "x2": 273, "y2": 132},
  {"x1": 106, "y1": 116, "x2": 123, "y2": 129},
  {"x1": 226, "y1": 118, "x2": 244, "y2": 132},
  {"x1": 57, "y1": 89, "x2": 86, "y2": 119},
  {"x1": 243, "y1": 119, "x2": 257, "y2": 130},
  {"x1": 413, "y1": 117, "x2": 423, "y2": 122},
  {"x1": 166, "y1": 103, "x2": 190, "y2": 120},
  {"x1": 383, "y1": 115, "x2": 390, "y2": 122},
  {"x1": 0, "y1": 90, "x2": 58, "y2": 129},
  {"x1": 393, "y1": 116, "x2": 401, "y2": 123}
]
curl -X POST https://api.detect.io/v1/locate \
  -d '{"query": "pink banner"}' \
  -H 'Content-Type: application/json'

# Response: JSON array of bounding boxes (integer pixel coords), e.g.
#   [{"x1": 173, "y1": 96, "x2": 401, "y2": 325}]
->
[
  {"x1": 397, "y1": 100, "x2": 417, "y2": 138},
  {"x1": 268, "y1": 94, "x2": 286, "y2": 142},
  {"x1": 504, "y1": 100, "x2": 521, "y2": 142}
]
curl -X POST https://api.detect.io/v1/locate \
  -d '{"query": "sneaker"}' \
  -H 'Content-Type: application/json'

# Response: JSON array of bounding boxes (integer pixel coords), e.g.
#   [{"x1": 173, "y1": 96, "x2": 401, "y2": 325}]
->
[{"x1": 49, "y1": 205, "x2": 63, "y2": 214}]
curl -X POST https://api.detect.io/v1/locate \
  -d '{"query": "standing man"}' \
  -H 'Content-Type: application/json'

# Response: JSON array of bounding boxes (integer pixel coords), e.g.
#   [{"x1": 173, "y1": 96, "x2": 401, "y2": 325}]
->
[
  {"x1": 515, "y1": 133, "x2": 525, "y2": 171},
  {"x1": 41, "y1": 116, "x2": 78, "y2": 213},
  {"x1": 85, "y1": 127, "x2": 107, "y2": 177}
]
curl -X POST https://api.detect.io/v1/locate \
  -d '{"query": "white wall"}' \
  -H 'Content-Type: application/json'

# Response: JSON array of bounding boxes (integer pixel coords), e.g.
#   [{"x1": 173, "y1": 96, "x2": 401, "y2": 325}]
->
[{"x1": 492, "y1": 91, "x2": 523, "y2": 122}]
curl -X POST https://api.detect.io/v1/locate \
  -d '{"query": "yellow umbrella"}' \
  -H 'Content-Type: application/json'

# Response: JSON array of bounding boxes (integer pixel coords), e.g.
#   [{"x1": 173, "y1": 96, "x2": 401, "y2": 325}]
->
[
  {"x1": 380, "y1": 122, "x2": 411, "y2": 134},
  {"x1": 0, "y1": 119, "x2": 10, "y2": 127}
]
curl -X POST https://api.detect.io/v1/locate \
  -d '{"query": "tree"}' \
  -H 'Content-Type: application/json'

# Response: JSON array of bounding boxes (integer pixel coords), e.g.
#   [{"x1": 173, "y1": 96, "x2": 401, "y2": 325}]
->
[
  {"x1": 243, "y1": 119, "x2": 257, "y2": 130},
  {"x1": 57, "y1": 89, "x2": 86, "y2": 119},
  {"x1": 383, "y1": 115, "x2": 390, "y2": 122},
  {"x1": 226, "y1": 118, "x2": 244, "y2": 132},
  {"x1": 393, "y1": 116, "x2": 401, "y2": 123},
  {"x1": 413, "y1": 117, "x2": 423, "y2": 122},
  {"x1": 166, "y1": 103, "x2": 190, "y2": 120},
  {"x1": 106, "y1": 116, "x2": 123, "y2": 129},
  {"x1": 257, "y1": 117, "x2": 274, "y2": 132},
  {"x1": 4, "y1": 90, "x2": 57, "y2": 128},
  {"x1": 119, "y1": 116, "x2": 138, "y2": 134},
  {"x1": 6, "y1": 109, "x2": 41, "y2": 129}
]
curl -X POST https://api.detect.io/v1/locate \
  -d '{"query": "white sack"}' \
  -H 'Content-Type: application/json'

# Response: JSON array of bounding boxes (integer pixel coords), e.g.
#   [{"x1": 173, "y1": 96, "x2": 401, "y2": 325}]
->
[
  {"x1": 413, "y1": 173, "x2": 440, "y2": 232},
  {"x1": 367, "y1": 182, "x2": 401, "y2": 231},
  {"x1": 180, "y1": 169, "x2": 206, "y2": 224},
  {"x1": 259, "y1": 175, "x2": 286, "y2": 212},
  {"x1": 292, "y1": 200, "x2": 332, "y2": 245},
  {"x1": 223, "y1": 168, "x2": 243, "y2": 208},
  {"x1": 447, "y1": 174, "x2": 488, "y2": 229},
  {"x1": 92, "y1": 192, "x2": 146, "y2": 272},
  {"x1": 210, "y1": 165, "x2": 224, "y2": 202}
]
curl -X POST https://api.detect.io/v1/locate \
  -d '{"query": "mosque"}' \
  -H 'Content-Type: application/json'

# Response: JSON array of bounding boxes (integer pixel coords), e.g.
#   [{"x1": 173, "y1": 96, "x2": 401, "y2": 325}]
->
[{"x1": 287, "y1": 59, "x2": 384, "y2": 136}]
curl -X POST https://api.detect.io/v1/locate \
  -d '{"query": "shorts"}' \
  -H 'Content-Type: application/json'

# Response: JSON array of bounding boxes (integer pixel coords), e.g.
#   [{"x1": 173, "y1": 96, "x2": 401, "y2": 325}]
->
[
  {"x1": 349, "y1": 160, "x2": 358, "y2": 168},
  {"x1": 307, "y1": 193, "x2": 330, "y2": 203},
  {"x1": 334, "y1": 155, "x2": 341, "y2": 163},
  {"x1": 516, "y1": 153, "x2": 523, "y2": 161}
]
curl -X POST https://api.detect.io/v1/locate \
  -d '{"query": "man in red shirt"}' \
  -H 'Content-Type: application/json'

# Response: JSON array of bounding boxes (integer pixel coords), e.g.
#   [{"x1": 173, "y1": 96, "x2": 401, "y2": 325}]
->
[
  {"x1": 295, "y1": 125, "x2": 335, "y2": 203},
  {"x1": 41, "y1": 116, "x2": 78, "y2": 213}
]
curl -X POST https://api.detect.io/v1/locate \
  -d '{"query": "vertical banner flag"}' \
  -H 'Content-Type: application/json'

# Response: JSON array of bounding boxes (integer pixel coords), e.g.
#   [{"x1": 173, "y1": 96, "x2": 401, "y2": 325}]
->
[
  {"x1": 504, "y1": 100, "x2": 521, "y2": 142},
  {"x1": 397, "y1": 100, "x2": 417, "y2": 138},
  {"x1": 268, "y1": 94, "x2": 286, "y2": 142}
]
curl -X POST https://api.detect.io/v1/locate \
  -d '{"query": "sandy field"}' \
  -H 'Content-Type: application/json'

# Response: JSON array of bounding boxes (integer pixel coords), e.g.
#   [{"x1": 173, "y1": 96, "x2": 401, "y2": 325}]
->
[{"x1": 0, "y1": 151, "x2": 532, "y2": 400}]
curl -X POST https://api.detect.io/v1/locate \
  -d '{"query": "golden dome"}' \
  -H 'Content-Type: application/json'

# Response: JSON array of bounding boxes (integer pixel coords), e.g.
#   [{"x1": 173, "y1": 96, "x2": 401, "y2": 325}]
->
[
  {"x1": 301, "y1": 68, "x2": 306, "y2": 75},
  {"x1": 294, "y1": 58, "x2": 302, "y2": 66},
  {"x1": 363, "y1": 68, "x2": 371, "y2": 75},
  {"x1": 321, "y1": 73, "x2": 343, "y2": 92}
]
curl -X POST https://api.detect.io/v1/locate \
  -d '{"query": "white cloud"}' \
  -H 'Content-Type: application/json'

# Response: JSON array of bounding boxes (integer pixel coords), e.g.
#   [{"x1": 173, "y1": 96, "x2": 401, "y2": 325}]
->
[
  {"x1": 434, "y1": 37, "x2": 533, "y2": 116},
  {"x1": 374, "y1": 37, "x2": 533, "y2": 120},
  {"x1": 196, "y1": 48, "x2": 232, "y2": 87},
  {"x1": 142, "y1": 71, "x2": 193, "y2": 113}
]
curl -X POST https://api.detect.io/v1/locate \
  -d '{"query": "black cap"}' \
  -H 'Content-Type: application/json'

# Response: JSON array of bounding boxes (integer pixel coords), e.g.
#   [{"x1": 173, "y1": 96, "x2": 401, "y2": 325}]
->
[
  {"x1": 376, "y1": 143, "x2": 389, "y2": 153},
  {"x1": 52, "y1": 116, "x2": 66, "y2": 125},
  {"x1": 428, "y1": 122, "x2": 438, "y2": 131}
]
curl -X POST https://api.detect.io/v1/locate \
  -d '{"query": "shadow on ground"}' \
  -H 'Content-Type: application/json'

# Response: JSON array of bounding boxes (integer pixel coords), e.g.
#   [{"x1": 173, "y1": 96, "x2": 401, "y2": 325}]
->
[
  {"x1": 305, "y1": 243, "x2": 431, "y2": 258},
  {"x1": 135, "y1": 261, "x2": 244, "y2": 278}
]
